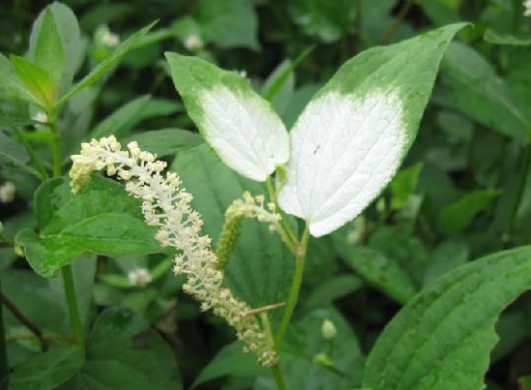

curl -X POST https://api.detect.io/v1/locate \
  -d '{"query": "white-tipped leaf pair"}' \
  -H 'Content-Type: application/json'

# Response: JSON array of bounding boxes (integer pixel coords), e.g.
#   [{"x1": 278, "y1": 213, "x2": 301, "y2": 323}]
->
[{"x1": 165, "y1": 23, "x2": 465, "y2": 237}]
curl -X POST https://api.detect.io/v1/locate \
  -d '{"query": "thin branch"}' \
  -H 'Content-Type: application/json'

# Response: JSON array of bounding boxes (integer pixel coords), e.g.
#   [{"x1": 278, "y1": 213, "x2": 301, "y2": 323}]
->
[{"x1": 0, "y1": 294, "x2": 48, "y2": 351}]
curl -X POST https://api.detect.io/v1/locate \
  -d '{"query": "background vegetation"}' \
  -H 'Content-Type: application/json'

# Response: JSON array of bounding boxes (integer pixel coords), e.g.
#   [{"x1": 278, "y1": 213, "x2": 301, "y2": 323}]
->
[{"x1": 0, "y1": 0, "x2": 531, "y2": 389}]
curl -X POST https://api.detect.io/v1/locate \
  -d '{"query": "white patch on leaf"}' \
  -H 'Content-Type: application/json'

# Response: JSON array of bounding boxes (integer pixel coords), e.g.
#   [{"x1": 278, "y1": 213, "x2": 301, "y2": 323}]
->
[
  {"x1": 278, "y1": 91, "x2": 405, "y2": 237},
  {"x1": 199, "y1": 86, "x2": 289, "y2": 182}
]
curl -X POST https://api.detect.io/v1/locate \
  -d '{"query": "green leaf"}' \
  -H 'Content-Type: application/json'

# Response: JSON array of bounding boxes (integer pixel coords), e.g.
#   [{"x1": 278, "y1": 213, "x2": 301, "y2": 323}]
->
[
  {"x1": 31, "y1": 8, "x2": 65, "y2": 86},
  {"x1": 278, "y1": 23, "x2": 466, "y2": 237},
  {"x1": 165, "y1": 53, "x2": 289, "y2": 182},
  {"x1": 0, "y1": 54, "x2": 38, "y2": 103},
  {"x1": 124, "y1": 129, "x2": 202, "y2": 157},
  {"x1": 261, "y1": 59, "x2": 295, "y2": 116},
  {"x1": 10, "y1": 55, "x2": 57, "y2": 110},
  {"x1": 61, "y1": 307, "x2": 182, "y2": 389},
  {"x1": 289, "y1": 0, "x2": 356, "y2": 42},
  {"x1": 435, "y1": 42, "x2": 529, "y2": 143},
  {"x1": 16, "y1": 176, "x2": 160, "y2": 278},
  {"x1": 58, "y1": 21, "x2": 156, "y2": 106},
  {"x1": 90, "y1": 96, "x2": 182, "y2": 138},
  {"x1": 10, "y1": 346, "x2": 84, "y2": 390},
  {"x1": 363, "y1": 245, "x2": 531, "y2": 390},
  {"x1": 192, "y1": 342, "x2": 261, "y2": 388},
  {"x1": 438, "y1": 189, "x2": 499, "y2": 235},
  {"x1": 342, "y1": 246, "x2": 417, "y2": 304},
  {"x1": 28, "y1": 2, "x2": 84, "y2": 94},
  {"x1": 171, "y1": 144, "x2": 292, "y2": 318},
  {"x1": 0, "y1": 130, "x2": 30, "y2": 166},
  {"x1": 484, "y1": 29, "x2": 531, "y2": 46},
  {"x1": 195, "y1": 0, "x2": 258, "y2": 50},
  {"x1": 423, "y1": 239, "x2": 469, "y2": 286},
  {"x1": 300, "y1": 275, "x2": 363, "y2": 314}
]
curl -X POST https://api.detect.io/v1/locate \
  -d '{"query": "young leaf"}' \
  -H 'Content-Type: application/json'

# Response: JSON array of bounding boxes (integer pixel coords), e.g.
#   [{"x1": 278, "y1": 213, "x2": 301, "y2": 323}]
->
[
  {"x1": 362, "y1": 245, "x2": 531, "y2": 390},
  {"x1": 57, "y1": 21, "x2": 156, "y2": 106},
  {"x1": 10, "y1": 55, "x2": 57, "y2": 110},
  {"x1": 166, "y1": 53, "x2": 289, "y2": 182},
  {"x1": 31, "y1": 8, "x2": 65, "y2": 87},
  {"x1": 278, "y1": 23, "x2": 466, "y2": 237},
  {"x1": 29, "y1": 2, "x2": 84, "y2": 94}
]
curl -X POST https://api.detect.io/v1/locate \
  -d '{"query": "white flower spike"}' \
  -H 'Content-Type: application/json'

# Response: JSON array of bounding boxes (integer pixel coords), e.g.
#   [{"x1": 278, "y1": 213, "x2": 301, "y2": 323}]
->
[{"x1": 69, "y1": 136, "x2": 277, "y2": 366}]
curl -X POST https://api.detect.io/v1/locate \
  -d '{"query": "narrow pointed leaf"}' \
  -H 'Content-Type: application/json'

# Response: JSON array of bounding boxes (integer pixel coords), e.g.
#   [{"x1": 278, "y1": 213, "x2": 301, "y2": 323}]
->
[
  {"x1": 363, "y1": 245, "x2": 531, "y2": 390},
  {"x1": 58, "y1": 21, "x2": 156, "y2": 106},
  {"x1": 165, "y1": 52, "x2": 289, "y2": 182},
  {"x1": 278, "y1": 23, "x2": 466, "y2": 237}
]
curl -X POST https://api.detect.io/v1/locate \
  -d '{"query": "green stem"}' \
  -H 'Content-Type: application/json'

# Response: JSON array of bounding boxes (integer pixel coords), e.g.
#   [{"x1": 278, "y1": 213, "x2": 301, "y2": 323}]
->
[
  {"x1": 61, "y1": 264, "x2": 83, "y2": 344},
  {"x1": 506, "y1": 143, "x2": 531, "y2": 243},
  {"x1": 380, "y1": 0, "x2": 416, "y2": 44},
  {"x1": 48, "y1": 109, "x2": 84, "y2": 345},
  {"x1": 0, "y1": 279, "x2": 9, "y2": 390},
  {"x1": 271, "y1": 364, "x2": 288, "y2": 390},
  {"x1": 265, "y1": 177, "x2": 297, "y2": 245},
  {"x1": 274, "y1": 225, "x2": 310, "y2": 349}
]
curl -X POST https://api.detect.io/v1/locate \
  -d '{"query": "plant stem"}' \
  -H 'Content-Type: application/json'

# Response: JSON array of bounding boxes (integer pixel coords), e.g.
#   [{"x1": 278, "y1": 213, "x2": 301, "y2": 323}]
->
[
  {"x1": 274, "y1": 225, "x2": 310, "y2": 349},
  {"x1": 61, "y1": 264, "x2": 84, "y2": 344},
  {"x1": 354, "y1": 0, "x2": 363, "y2": 53},
  {"x1": 265, "y1": 177, "x2": 297, "y2": 245},
  {"x1": 506, "y1": 143, "x2": 531, "y2": 243},
  {"x1": 47, "y1": 109, "x2": 84, "y2": 345},
  {"x1": 271, "y1": 364, "x2": 288, "y2": 390},
  {"x1": 0, "y1": 279, "x2": 8, "y2": 390},
  {"x1": 0, "y1": 294, "x2": 47, "y2": 351},
  {"x1": 380, "y1": 0, "x2": 416, "y2": 44}
]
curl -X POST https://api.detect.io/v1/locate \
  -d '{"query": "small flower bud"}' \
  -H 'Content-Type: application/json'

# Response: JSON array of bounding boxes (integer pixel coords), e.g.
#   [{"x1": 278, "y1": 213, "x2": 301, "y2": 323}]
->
[
  {"x1": 321, "y1": 318, "x2": 337, "y2": 341},
  {"x1": 128, "y1": 268, "x2": 152, "y2": 287},
  {"x1": 0, "y1": 182, "x2": 16, "y2": 203}
]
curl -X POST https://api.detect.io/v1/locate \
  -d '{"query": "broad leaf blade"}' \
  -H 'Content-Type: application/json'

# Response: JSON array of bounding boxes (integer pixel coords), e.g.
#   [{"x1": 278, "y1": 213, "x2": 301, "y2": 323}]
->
[
  {"x1": 362, "y1": 245, "x2": 531, "y2": 390},
  {"x1": 58, "y1": 21, "x2": 156, "y2": 106},
  {"x1": 165, "y1": 53, "x2": 289, "y2": 182},
  {"x1": 278, "y1": 23, "x2": 466, "y2": 237},
  {"x1": 61, "y1": 307, "x2": 182, "y2": 389},
  {"x1": 16, "y1": 176, "x2": 160, "y2": 278}
]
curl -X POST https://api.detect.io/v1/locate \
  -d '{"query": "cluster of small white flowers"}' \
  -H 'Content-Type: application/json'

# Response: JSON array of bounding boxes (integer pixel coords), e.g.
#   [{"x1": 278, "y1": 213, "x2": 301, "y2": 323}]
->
[
  {"x1": 69, "y1": 136, "x2": 277, "y2": 366},
  {"x1": 0, "y1": 182, "x2": 16, "y2": 203},
  {"x1": 525, "y1": 0, "x2": 531, "y2": 16},
  {"x1": 128, "y1": 268, "x2": 153, "y2": 286},
  {"x1": 226, "y1": 191, "x2": 281, "y2": 230},
  {"x1": 183, "y1": 34, "x2": 204, "y2": 51}
]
